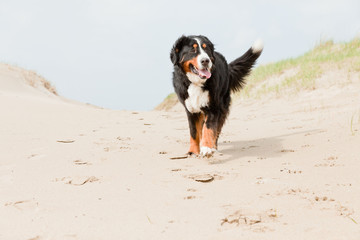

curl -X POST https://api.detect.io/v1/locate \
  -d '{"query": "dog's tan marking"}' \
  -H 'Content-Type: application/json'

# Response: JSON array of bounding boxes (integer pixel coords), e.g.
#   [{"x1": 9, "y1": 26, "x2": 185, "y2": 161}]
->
[
  {"x1": 188, "y1": 114, "x2": 204, "y2": 154},
  {"x1": 201, "y1": 120, "x2": 216, "y2": 149},
  {"x1": 183, "y1": 57, "x2": 200, "y2": 73}
]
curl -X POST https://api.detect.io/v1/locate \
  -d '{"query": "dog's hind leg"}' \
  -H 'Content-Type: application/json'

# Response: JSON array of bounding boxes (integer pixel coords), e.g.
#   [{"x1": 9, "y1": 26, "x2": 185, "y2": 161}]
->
[{"x1": 215, "y1": 114, "x2": 228, "y2": 149}]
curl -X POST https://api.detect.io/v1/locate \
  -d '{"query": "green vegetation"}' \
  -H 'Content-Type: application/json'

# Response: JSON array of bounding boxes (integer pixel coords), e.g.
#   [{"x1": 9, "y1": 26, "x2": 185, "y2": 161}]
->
[
  {"x1": 155, "y1": 93, "x2": 179, "y2": 111},
  {"x1": 239, "y1": 38, "x2": 360, "y2": 99}
]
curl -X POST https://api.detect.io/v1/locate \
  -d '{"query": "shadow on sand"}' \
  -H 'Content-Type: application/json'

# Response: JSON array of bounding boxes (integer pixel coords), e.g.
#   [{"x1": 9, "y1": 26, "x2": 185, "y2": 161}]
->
[{"x1": 209, "y1": 129, "x2": 324, "y2": 164}]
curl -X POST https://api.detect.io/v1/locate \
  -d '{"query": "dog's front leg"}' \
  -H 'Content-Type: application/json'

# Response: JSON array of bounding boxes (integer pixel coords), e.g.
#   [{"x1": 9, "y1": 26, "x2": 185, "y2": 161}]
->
[
  {"x1": 186, "y1": 112, "x2": 204, "y2": 156},
  {"x1": 200, "y1": 114, "x2": 217, "y2": 157}
]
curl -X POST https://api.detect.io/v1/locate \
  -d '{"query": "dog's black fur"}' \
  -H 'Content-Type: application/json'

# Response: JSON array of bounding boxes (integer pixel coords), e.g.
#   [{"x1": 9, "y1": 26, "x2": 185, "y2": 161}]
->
[{"x1": 170, "y1": 35, "x2": 262, "y2": 156}]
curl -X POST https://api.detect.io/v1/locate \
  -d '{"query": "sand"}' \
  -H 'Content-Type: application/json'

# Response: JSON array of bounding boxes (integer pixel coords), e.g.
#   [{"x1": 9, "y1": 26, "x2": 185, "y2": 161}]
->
[{"x1": 1, "y1": 63, "x2": 360, "y2": 240}]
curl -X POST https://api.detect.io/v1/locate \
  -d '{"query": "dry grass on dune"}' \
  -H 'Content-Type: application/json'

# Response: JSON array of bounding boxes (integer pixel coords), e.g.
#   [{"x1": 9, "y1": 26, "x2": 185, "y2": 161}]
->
[
  {"x1": 239, "y1": 38, "x2": 360, "y2": 99},
  {"x1": 22, "y1": 69, "x2": 58, "y2": 95},
  {"x1": 1, "y1": 63, "x2": 57, "y2": 95}
]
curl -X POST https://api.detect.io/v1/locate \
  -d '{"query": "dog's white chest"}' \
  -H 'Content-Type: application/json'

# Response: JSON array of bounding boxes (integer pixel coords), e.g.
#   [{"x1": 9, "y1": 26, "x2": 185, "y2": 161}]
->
[{"x1": 185, "y1": 83, "x2": 209, "y2": 113}]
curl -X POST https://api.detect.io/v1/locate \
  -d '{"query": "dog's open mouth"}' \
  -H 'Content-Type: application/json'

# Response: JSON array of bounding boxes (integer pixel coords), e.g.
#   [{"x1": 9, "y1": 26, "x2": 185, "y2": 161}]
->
[{"x1": 190, "y1": 64, "x2": 211, "y2": 79}]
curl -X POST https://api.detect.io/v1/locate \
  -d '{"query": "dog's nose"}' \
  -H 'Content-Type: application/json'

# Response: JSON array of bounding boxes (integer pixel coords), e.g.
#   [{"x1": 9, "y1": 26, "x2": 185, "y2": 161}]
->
[{"x1": 201, "y1": 58, "x2": 210, "y2": 67}]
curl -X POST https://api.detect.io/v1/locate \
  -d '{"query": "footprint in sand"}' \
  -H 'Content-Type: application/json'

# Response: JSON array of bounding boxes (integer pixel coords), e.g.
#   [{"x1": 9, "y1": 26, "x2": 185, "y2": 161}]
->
[
  {"x1": 56, "y1": 139, "x2": 75, "y2": 143},
  {"x1": 273, "y1": 187, "x2": 355, "y2": 221},
  {"x1": 73, "y1": 160, "x2": 92, "y2": 165},
  {"x1": 184, "y1": 173, "x2": 224, "y2": 182},
  {"x1": 182, "y1": 189, "x2": 198, "y2": 200},
  {"x1": 280, "y1": 168, "x2": 302, "y2": 174},
  {"x1": 54, "y1": 176, "x2": 100, "y2": 186},
  {"x1": 5, "y1": 200, "x2": 39, "y2": 211},
  {"x1": 184, "y1": 196, "x2": 196, "y2": 200},
  {"x1": 221, "y1": 208, "x2": 279, "y2": 231},
  {"x1": 94, "y1": 137, "x2": 132, "y2": 152},
  {"x1": 314, "y1": 156, "x2": 343, "y2": 167},
  {"x1": 171, "y1": 168, "x2": 183, "y2": 172},
  {"x1": 280, "y1": 149, "x2": 295, "y2": 153}
]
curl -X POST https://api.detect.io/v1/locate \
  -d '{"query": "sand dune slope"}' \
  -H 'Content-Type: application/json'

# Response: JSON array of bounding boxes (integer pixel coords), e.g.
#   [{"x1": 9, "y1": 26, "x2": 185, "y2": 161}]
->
[{"x1": 1, "y1": 64, "x2": 360, "y2": 240}]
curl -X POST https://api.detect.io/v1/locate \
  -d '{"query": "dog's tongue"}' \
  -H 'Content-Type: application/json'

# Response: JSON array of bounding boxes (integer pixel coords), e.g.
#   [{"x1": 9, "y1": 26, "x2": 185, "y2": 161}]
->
[{"x1": 198, "y1": 69, "x2": 211, "y2": 79}]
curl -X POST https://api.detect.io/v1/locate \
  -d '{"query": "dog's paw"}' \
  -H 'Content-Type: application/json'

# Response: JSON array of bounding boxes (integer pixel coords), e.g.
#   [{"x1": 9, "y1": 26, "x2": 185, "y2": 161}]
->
[
  {"x1": 187, "y1": 151, "x2": 199, "y2": 157},
  {"x1": 200, "y1": 147, "x2": 216, "y2": 158}
]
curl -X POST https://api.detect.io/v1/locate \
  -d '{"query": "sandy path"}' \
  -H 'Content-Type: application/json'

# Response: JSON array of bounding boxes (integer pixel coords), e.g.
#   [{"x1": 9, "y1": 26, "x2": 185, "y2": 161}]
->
[{"x1": 1, "y1": 65, "x2": 360, "y2": 239}]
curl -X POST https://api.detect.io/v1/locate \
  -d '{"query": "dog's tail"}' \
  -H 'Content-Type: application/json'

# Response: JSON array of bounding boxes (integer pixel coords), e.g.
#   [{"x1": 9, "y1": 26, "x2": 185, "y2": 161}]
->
[{"x1": 228, "y1": 39, "x2": 263, "y2": 92}]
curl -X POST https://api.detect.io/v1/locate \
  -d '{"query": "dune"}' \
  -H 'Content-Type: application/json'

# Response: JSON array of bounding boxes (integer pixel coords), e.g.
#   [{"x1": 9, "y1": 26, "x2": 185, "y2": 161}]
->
[{"x1": 1, "y1": 40, "x2": 360, "y2": 240}]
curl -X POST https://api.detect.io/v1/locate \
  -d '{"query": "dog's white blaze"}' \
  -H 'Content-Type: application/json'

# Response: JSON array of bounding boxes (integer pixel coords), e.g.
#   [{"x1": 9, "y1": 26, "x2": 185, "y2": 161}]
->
[
  {"x1": 185, "y1": 83, "x2": 209, "y2": 113},
  {"x1": 251, "y1": 39, "x2": 264, "y2": 53},
  {"x1": 194, "y1": 38, "x2": 213, "y2": 70}
]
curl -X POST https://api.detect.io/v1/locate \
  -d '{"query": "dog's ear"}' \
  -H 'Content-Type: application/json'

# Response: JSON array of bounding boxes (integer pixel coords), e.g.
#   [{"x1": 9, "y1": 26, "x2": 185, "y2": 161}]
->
[{"x1": 170, "y1": 35, "x2": 188, "y2": 65}]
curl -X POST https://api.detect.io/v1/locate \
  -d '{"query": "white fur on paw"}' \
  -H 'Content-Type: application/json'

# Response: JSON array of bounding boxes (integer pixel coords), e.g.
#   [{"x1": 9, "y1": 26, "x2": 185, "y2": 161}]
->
[{"x1": 200, "y1": 147, "x2": 216, "y2": 157}]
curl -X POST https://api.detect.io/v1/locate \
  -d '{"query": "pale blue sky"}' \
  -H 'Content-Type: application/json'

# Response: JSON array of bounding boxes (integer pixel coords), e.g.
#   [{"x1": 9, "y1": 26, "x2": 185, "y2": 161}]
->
[{"x1": 0, "y1": 0, "x2": 359, "y2": 110}]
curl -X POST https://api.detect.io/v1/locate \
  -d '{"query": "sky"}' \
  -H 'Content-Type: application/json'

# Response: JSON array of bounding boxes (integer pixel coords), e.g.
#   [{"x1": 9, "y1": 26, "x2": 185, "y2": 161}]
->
[{"x1": 0, "y1": 0, "x2": 359, "y2": 110}]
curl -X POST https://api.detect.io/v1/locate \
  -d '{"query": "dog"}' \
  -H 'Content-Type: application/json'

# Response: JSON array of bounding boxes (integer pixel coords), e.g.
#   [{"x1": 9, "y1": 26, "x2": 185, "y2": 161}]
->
[{"x1": 170, "y1": 35, "x2": 263, "y2": 157}]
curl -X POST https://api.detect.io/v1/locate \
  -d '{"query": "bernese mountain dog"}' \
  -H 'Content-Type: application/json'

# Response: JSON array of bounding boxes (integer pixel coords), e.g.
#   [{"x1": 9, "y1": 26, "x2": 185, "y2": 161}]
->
[{"x1": 170, "y1": 35, "x2": 263, "y2": 157}]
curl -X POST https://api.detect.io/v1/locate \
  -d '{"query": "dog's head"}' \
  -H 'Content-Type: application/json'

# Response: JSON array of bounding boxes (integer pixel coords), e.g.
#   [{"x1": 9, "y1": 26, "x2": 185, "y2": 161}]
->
[{"x1": 170, "y1": 35, "x2": 215, "y2": 85}]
